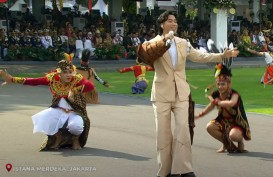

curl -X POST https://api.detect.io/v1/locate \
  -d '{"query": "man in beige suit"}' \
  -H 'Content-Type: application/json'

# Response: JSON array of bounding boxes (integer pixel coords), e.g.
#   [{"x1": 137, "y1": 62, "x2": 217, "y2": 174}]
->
[{"x1": 138, "y1": 11, "x2": 239, "y2": 177}]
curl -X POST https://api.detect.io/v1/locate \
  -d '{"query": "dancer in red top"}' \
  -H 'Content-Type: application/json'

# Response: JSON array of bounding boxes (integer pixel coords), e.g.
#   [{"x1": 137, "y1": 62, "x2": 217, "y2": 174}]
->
[
  {"x1": 246, "y1": 44, "x2": 273, "y2": 84},
  {"x1": 119, "y1": 59, "x2": 154, "y2": 94},
  {"x1": 0, "y1": 59, "x2": 94, "y2": 151}
]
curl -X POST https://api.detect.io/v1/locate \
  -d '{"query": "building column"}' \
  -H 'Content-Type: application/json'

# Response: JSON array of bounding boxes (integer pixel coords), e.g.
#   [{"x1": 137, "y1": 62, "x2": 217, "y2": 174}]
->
[
  {"x1": 140, "y1": 0, "x2": 147, "y2": 9},
  {"x1": 252, "y1": 0, "x2": 260, "y2": 23},
  {"x1": 108, "y1": 0, "x2": 122, "y2": 21},
  {"x1": 210, "y1": 9, "x2": 228, "y2": 50},
  {"x1": 146, "y1": 0, "x2": 155, "y2": 9},
  {"x1": 137, "y1": 0, "x2": 147, "y2": 14}
]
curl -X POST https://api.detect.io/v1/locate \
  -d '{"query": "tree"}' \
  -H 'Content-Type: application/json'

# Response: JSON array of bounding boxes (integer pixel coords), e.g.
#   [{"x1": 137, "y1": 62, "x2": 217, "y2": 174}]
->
[
  {"x1": 6, "y1": 0, "x2": 17, "y2": 7},
  {"x1": 122, "y1": 0, "x2": 136, "y2": 15}
]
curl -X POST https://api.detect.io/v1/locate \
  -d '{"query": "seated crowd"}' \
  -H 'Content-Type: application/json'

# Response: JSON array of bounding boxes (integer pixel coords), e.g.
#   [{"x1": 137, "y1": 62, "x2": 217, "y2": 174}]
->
[
  {"x1": 0, "y1": 22, "x2": 159, "y2": 60},
  {"x1": 0, "y1": 6, "x2": 272, "y2": 60}
]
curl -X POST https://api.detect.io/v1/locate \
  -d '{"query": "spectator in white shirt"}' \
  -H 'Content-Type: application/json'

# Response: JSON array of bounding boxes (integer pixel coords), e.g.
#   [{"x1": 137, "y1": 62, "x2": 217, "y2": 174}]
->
[
  {"x1": 41, "y1": 29, "x2": 53, "y2": 49},
  {"x1": 112, "y1": 33, "x2": 123, "y2": 45},
  {"x1": 131, "y1": 31, "x2": 141, "y2": 47}
]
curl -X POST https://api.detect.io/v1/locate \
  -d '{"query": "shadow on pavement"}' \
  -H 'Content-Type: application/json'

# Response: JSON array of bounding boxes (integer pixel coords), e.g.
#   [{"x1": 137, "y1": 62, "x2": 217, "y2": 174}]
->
[
  {"x1": 47, "y1": 147, "x2": 151, "y2": 161},
  {"x1": 228, "y1": 151, "x2": 273, "y2": 161}
]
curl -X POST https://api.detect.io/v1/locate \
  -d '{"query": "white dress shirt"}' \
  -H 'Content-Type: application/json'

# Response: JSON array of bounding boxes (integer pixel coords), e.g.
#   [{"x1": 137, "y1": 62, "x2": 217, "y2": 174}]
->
[{"x1": 168, "y1": 39, "x2": 178, "y2": 68}]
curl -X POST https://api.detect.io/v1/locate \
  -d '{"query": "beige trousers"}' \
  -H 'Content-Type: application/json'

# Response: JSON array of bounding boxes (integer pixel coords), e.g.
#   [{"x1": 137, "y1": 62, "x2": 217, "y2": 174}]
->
[{"x1": 153, "y1": 99, "x2": 193, "y2": 177}]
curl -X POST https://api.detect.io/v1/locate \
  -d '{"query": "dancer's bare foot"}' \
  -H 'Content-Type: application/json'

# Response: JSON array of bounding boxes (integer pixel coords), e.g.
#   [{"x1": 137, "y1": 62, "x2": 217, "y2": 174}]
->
[
  {"x1": 50, "y1": 132, "x2": 62, "y2": 149},
  {"x1": 237, "y1": 141, "x2": 248, "y2": 153},
  {"x1": 217, "y1": 145, "x2": 226, "y2": 153},
  {"x1": 72, "y1": 141, "x2": 82, "y2": 150},
  {"x1": 71, "y1": 136, "x2": 82, "y2": 150}
]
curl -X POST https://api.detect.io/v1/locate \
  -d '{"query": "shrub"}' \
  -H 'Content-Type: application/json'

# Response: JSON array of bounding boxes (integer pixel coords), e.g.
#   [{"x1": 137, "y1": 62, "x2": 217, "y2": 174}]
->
[{"x1": 94, "y1": 44, "x2": 127, "y2": 60}]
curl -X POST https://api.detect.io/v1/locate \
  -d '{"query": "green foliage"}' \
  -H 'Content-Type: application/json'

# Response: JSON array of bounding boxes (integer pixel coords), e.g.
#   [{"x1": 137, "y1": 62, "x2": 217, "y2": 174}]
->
[
  {"x1": 4, "y1": 47, "x2": 63, "y2": 61},
  {"x1": 94, "y1": 47, "x2": 108, "y2": 59},
  {"x1": 122, "y1": 0, "x2": 136, "y2": 15},
  {"x1": 177, "y1": 0, "x2": 198, "y2": 19},
  {"x1": 95, "y1": 68, "x2": 273, "y2": 115},
  {"x1": 203, "y1": 0, "x2": 235, "y2": 10},
  {"x1": 17, "y1": 67, "x2": 273, "y2": 115},
  {"x1": 237, "y1": 43, "x2": 261, "y2": 57},
  {"x1": 7, "y1": 0, "x2": 17, "y2": 7},
  {"x1": 94, "y1": 44, "x2": 127, "y2": 60}
]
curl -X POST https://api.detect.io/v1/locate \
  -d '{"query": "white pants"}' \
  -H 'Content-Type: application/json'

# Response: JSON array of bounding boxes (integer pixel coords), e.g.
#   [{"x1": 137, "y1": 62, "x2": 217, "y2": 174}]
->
[{"x1": 32, "y1": 98, "x2": 84, "y2": 136}]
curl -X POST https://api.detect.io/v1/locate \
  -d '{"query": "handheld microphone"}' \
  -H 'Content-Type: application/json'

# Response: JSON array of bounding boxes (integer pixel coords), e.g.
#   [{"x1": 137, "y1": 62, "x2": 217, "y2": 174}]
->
[{"x1": 165, "y1": 31, "x2": 174, "y2": 46}]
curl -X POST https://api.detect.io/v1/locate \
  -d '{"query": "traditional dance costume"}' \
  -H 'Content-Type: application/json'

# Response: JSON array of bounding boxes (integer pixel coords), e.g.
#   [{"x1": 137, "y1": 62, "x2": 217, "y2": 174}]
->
[
  {"x1": 261, "y1": 52, "x2": 273, "y2": 84},
  {"x1": 11, "y1": 60, "x2": 94, "y2": 150},
  {"x1": 77, "y1": 65, "x2": 108, "y2": 104},
  {"x1": 246, "y1": 47, "x2": 273, "y2": 84},
  {"x1": 209, "y1": 89, "x2": 251, "y2": 152},
  {"x1": 119, "y1": 63, "x2": 154, "y2": 94},
  {"x1": 205, "y1": 63, "x2": 251, "y2": 153},
  {"x1": 76, "y1": 49, "x2": 109, "y2": 104}
]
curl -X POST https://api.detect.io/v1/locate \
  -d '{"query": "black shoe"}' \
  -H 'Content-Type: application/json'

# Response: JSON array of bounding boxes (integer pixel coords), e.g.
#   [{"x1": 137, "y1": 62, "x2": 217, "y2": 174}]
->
[
  {"x1": 157, "y1": 174, "x2": 171, "y2": 177},
  {"x1": 181, "y1": 172, "x2": 196, "y2": 177}
]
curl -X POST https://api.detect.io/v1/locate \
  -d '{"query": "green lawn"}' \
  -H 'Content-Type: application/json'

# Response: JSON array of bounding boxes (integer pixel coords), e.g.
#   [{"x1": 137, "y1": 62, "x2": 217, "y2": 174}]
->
[
  {"x1": 17, "y1": 67, "x2": 273, "y2": 115},
  {"x1": 95, "y1": 67, "x2": 273, "y2": 115}
]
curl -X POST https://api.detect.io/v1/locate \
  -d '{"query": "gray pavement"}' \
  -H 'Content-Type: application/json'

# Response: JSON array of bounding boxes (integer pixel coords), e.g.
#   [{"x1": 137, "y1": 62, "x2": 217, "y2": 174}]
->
[
  {"x1": 0, "y1": 85, "x2": 272, "y2": 177},
  {"x1": 0, "y1": 57, "x2": 272, "y2": 177}
]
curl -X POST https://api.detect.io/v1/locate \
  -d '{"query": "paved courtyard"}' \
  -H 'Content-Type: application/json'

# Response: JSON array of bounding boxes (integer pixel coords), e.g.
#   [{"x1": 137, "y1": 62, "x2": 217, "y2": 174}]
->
[
  {"x1": 0, "y1": 84, "x2": 272, "y2": 177},
  {"x1": 0, "y1": 58, "x2": 272, "y2": 177}
]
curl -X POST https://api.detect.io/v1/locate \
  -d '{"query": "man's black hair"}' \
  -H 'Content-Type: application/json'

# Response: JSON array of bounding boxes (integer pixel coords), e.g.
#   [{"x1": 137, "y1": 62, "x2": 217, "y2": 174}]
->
[{"x1": 157, "y1": 10, "x2": 177, "y2": 34}]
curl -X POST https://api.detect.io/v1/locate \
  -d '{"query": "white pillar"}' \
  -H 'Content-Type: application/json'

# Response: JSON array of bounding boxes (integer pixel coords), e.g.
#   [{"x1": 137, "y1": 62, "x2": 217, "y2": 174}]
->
[
  {"x1": 137, "y1": 0, "x2": 147, "y2": 14},
  {"x1": 210, "y1": 9, "x2": 228, "y2": 50},
  {"x1": 29, "y1": 0, "x2": 32, "y2": 9},
  {"x1": 252, "y1": 0, "x2": 260, "y2": 23},
  {"x1": 147, "y1": 0, "x2": 155, "y2": 9},
  {"x1": 140, "y1": 0, "x2": 147, "y2": 9}
]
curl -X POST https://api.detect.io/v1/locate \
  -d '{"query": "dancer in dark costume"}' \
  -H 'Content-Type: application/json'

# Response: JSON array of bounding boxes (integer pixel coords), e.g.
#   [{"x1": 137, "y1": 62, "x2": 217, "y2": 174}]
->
[
  {"x1": 195, "y1": 63, "x2": 251, "y2": 153},
  {"x1": 76, "y1": 49, "x2": 110, "y2": 104}
]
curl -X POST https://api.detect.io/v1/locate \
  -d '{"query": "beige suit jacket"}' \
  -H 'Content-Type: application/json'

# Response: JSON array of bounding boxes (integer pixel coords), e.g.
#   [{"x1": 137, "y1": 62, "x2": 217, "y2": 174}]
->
[{"x1": 150, "y1": 35, "x2": 223, "y2": 102}]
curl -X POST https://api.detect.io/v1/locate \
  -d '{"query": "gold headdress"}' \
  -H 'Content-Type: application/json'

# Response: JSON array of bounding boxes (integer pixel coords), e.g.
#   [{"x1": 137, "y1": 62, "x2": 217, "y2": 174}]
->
[
  {"x1": 64, "y1": 53, "x2": 74, "y2": 62},
  {"x1": 56, "y1": 60, "x2": 74, "y2": 73},
  {"x1": 215, "y1": 63, "x2": 232, "y2": 83},
  {"x1": 205, "y1": 63, "x2": 232, "y2": 95},
  {"x1": 56, "y1": 53, "x2": 76, "y2": 73}
]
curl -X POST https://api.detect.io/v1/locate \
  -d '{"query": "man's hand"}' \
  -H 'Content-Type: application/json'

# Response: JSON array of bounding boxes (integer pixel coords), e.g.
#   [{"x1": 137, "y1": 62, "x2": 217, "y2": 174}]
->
[
  {"x1": 164, "y1": 31, "x2": 174, "y2": 41},
  {"x1": 0, "y1": 69, "x2": 13, "y2": 86},
  {"x1": 264, "y1": 78, "x2": 273, "y2": 85},
  {"x1": 68, "y1": 90, "x2": 75, "y2": 102},
  {"x1": 222, "y1": 48, "x2": 239, "y2": 58},
  {"x1": 104, "y1": 82, "x2": 110, "y2": 88}
]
